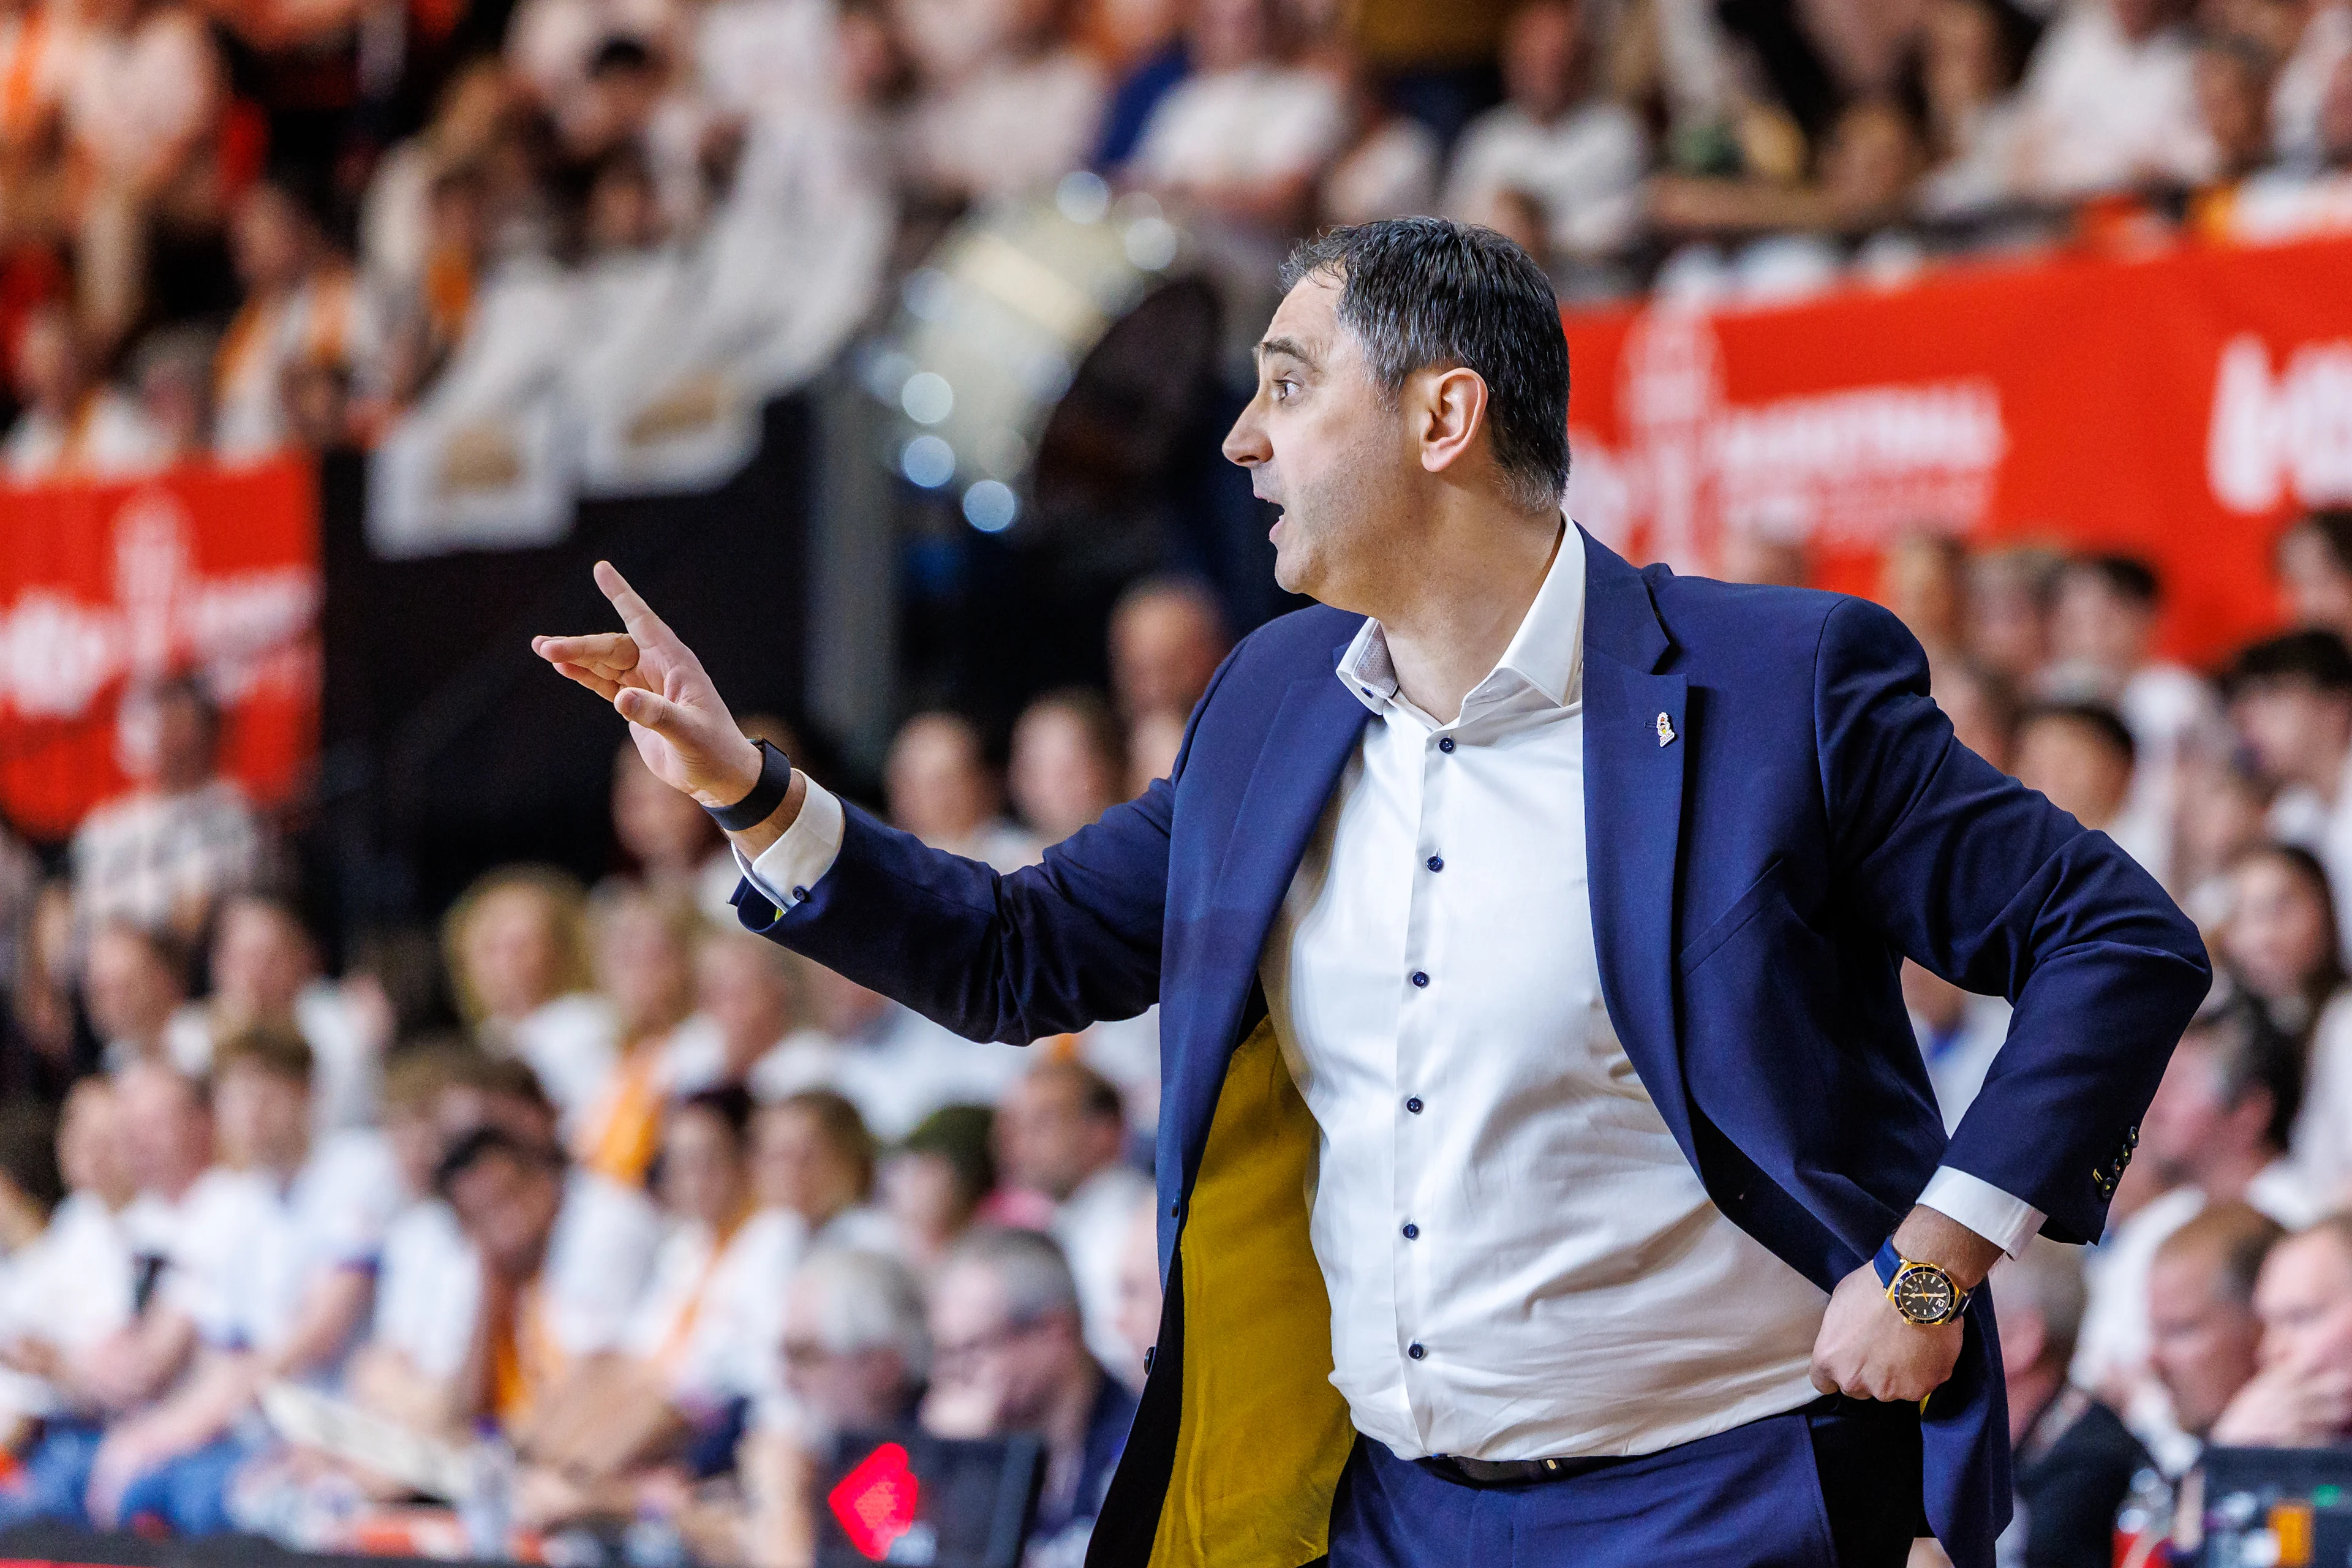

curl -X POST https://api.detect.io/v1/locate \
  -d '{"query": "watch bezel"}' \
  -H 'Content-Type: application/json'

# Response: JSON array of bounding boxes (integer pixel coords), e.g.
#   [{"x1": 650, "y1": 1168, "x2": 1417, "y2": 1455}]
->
[{"x1": 1888, "y1": 1261, "x2": 1963, "y2": 1326}]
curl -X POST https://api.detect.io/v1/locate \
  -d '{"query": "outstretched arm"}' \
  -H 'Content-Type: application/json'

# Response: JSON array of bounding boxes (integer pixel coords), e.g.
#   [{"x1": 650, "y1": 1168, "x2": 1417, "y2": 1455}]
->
[{"x1": 534, "y1": 564, "x2": 1182, "y2": 1042}]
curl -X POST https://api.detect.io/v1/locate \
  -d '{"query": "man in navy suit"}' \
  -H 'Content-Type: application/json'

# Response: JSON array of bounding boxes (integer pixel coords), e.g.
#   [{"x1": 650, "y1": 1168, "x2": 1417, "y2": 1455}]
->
[{"x1": 535, "y1": 219, "x2": 2209, "y2": 1568}]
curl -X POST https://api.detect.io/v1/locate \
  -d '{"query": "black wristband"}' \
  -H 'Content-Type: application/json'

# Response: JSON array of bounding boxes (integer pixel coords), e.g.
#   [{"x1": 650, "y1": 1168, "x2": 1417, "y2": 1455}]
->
[{"x1": 706, "y1": 739, "x2": 793, "y2": 832}]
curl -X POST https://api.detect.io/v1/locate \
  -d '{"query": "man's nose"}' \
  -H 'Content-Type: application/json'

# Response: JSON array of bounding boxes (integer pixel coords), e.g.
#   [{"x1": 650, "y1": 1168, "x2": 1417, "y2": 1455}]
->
[{"x1": 1222, "y1": 401, "x2": 1268, "y2": 469}]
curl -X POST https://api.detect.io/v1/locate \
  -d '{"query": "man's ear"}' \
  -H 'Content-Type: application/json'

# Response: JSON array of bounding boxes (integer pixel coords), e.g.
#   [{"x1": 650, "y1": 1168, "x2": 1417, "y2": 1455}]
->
[{"x1": 1415, "y1": 366, "x2": 1491, "y2": 479}]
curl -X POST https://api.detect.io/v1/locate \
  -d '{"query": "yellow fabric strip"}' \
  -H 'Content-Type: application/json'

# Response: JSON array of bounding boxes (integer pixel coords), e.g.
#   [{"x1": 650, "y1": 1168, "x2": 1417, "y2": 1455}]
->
[{"x1": 1150, "y1": 1019, "x2": 1354, "y2": 1568}]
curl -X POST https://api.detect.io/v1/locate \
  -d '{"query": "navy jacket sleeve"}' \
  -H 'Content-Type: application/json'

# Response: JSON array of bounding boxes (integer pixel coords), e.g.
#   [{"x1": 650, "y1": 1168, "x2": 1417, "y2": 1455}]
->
[
  {"x1": 1813, "y1": 597, "x2": 2212, "y2": 1243},
  {"x1": 732, "y1": 660, "x2": 1233, "y2": 1046}
]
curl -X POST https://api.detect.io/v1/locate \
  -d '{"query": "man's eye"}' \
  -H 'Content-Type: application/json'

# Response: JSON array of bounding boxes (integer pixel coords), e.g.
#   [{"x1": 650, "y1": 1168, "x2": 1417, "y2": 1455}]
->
[{"x1": 1272, "y1": 380, "x2": 1297, "y2": 402}]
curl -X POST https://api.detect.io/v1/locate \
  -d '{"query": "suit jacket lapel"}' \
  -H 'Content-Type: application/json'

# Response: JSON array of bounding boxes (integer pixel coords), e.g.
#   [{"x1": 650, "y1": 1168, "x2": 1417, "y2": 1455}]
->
[{"x1": 1579, "y1": 529, "x2": 1700, "y2": 1167}]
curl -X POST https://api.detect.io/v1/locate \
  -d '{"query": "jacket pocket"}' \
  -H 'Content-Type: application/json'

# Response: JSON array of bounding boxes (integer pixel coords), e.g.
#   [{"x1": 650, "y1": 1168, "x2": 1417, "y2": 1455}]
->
[{"x1": 1677, "y1": 859, "x2": 1789, "y2": 976}]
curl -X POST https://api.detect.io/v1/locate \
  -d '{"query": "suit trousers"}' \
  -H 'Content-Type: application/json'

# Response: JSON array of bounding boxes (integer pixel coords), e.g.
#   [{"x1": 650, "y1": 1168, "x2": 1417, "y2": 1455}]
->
[{"x1": 1323, "y1": 1395, "x2": 1924, "y2": 1568}]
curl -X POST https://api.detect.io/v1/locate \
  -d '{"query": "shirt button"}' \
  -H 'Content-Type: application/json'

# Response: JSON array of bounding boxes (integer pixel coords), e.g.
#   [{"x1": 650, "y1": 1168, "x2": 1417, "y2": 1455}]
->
[
  {"x1": 1410, "y1": 971, "x2": 1429, "y2": 989},
  {"x1": 1437, "y1": 737, "x2": 1455, "y2": 753},
  {"x1": 1401, "y1": 1223, "x2": 1419, "y2": 1239},
  {"x1": 1425, "y1": 854, "x2": 1443, "y2": 873},
  {"x1": 1408, "y1": 1343, "x2": 1427, "y2": 1360},
  {"x1": 791, "y1": 886, "x2": 810, "y2": 902},
  {"x1": 1405, "y1": 1096, "x2": 1423, "y2": 1114}
]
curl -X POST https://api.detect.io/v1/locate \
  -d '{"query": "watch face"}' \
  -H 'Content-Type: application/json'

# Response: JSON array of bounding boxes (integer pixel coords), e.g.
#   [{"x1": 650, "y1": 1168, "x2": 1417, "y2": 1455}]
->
[{"x1": 1891, "y1": 1265, "x2": 1958, "y2": 1325}]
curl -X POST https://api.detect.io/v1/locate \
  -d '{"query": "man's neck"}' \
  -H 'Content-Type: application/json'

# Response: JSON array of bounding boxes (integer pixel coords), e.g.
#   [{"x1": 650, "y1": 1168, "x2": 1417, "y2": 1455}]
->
[{"x1": 1375, "y1": 508, "x2": 1564, "y2": 725}]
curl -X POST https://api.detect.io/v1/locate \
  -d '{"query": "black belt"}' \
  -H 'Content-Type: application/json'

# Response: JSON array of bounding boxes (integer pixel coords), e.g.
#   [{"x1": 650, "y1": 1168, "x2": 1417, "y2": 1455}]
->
[
  {"x1": 1415, "y1": 1396, "x2": 1870, "y2": 1489},
  {"x1": 1414, "y1": 1452, "x2": 1630, "y2": 1487}
]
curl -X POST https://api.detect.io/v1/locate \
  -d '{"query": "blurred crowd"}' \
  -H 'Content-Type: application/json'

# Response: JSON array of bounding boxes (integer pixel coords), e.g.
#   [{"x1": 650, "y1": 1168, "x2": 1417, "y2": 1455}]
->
[
  {"x1": 7, "y1": 508, "x2": 2352, "y2": 1565},
  {"x1": 0, "y1": 575, "x2": 1223, "y2": 1562},
  {"x1": 9, "y1": 0, "x2": 2352, "y2": 483}
]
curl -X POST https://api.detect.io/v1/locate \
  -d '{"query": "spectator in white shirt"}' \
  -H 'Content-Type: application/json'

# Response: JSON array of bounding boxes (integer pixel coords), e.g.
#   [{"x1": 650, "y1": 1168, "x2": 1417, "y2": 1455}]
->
[
  {"x1": 2047, "y1": 555, "x2": 2217, "y2": 884},
  {"x1": 1319, "y1": 55, "x2": 1439, "y2": 228},
  {"x1": 1129, "y1": 0, "x2": 1347, "y2": 238},
  {"x1": 2277, "y1": 510, "x2": 2352, "y2": 648},
  {"x1": 445, "y1": 865, "x2": 619, "y2": 1129},
  {"x1": 432, "y1": 1054, "x2": 662, "y2": 1366},
  {"x1": 513, "y1": 1087, "x2": 777, "y2": 1525},
  {"x1": 625, "y1": 1088, "x2": 777, "y2": 1412},
  {"x1": 2147, "y1": 1200, "x2": 2281, "y2": 1456},
  {"x1": 83, "y1": 921, "x2": 197, "y2": 1076},
  {"x1": 211, "y1": 182, "x2": 382, "y2": 462},
  {"x1": 678, "y1": 929, "x2": 800, "y2": 1093},
  {"x1": 102, "y1": 1064, "x2": 233, "y2": 1406},
  {"x1": 571, "y1": 886, "x2": 706, "y2": 1190},
  {"x1": 165, "y1": 897, "x2": 378, "y2": 1131},
  {"x1": 1, "y1": 303, "x2": 171, "y2": 482},
  {"x1": 341, "y1": 1046, "x2": 484, "y2": 1435},
  {"x1": 995, "y1": 1061, "x2": 1152, "y2": 1380},
  {"x1": 900, "y1": 0, "x2": 1106, "y2": 205},
  {"x1": 2013, "y1": 703, "x2": 2151, "y2": 867},
  {"x1": 763, "y1": 963, "x2": 1022, "y2": 1141},
  {"x1": 88, "y1": 1025, "x2": 400, "y2": 1533},
  {"x1": 2012, "y1": 0, "x2": 2217, "y2": 198},
  {"x1": 2073, "y1": 996, "x2": 2315, "y2": 1432},
  {"x1": 69, "y1": 676, "x2": 263, "y2": 944},
  {"x1": 2232, "y1": 630, "x2": 2352, "y2": 960},
  {"x1": 750, "y1": 1091, "x2": 895, "y2": 1256},
  {"x1": 0, "y1": 1068, "x2": 219, "y2": 1528},
  {"x1": 1008, "y1": 690, "x2": 1125, "y2": 844},
  {"x1": 2217, "y1": 842, "x2": 2344, "y2": 1041},
  {"x1": 879, "y1": 1104, "x2": 995, "y2": 1276},
  {"x1": 1444, "y1": 0, "x2": 1647, "y2": 265},
  {"x1": 1913, "y1": 0, "x2": 2040, "y2": 220},
  {"x1": 2210, "y1": 1212, "x2": 2352, "y2": 1446},
  {"x1": 2271, "y1": 0, "x2": 2352, "y2": 167},
  {"x1": 0, "y1": 1085, "x2": 121, "y2": 1384},
  {"x1": 0, "y1": 1083, "x2": 137, "y2": 1527},
  {"x1": 885, "y1": 713, "x2": 1041, "y2": 872},
  {"x1": 435, "y1": 1122, "x2": 658, "y2": 1449},
  {"x1": 60, "y1": 0, "x2": 222, "y2": 345},
  {"x1": 2215, "y1": 843, "x2": 2352, "y2": 1205},
  {"x1": 1107, "y1": 576, "x2": 1229, "y2": 725}
]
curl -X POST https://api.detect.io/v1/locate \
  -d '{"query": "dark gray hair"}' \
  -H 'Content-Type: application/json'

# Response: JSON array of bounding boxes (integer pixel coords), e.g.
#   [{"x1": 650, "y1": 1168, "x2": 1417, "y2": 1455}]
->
[
  {"x1": 1990, "y1": 1238, "x2": 2087, "y2": 1367},
  {"x1": 940, "y1": 1225, "x2": 1079, "y2": 1324},
  {"x1": 1280, "y1": 218, "x2": 1570, "y2": 515},
  {"x1": 794, "y1": 1246, "x2": 932, "y2": 1378}
]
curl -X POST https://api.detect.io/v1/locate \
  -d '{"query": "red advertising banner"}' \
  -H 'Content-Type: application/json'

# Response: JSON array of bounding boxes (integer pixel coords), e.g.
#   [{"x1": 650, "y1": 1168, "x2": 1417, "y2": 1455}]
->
[
  {"x1": 1559, "y1": 233, "x2": 2352, "y2": 668},
  {"x1": 0, "y1": 459, "x2": 321, "y2": 840}
]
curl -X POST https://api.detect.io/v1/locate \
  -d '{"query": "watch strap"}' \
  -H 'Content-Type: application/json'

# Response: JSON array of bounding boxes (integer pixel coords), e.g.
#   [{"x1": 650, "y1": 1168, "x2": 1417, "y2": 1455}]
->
[
  {"x1": 706, "y1": 739, "x2": 793, "y2": 832},
  {"x1": 1873, "y1": 1237, "x2": 1902, "y2": 1290}
]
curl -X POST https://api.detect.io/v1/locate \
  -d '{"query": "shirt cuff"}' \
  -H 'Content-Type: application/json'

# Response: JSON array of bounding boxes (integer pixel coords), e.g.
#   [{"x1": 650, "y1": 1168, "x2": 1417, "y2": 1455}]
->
[
  {"x1": 1918, "y1": 1167, "x2": 2046, "y2": 1259},
  {"x1": 734, "y1": 777, "x2": 846, "y2": 911}
]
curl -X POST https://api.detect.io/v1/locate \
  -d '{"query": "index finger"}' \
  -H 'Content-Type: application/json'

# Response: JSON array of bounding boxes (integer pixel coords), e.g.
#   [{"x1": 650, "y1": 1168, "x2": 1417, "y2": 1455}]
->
[{"x1": 594, "y1": 560, "x2": 676, "y2": 646}]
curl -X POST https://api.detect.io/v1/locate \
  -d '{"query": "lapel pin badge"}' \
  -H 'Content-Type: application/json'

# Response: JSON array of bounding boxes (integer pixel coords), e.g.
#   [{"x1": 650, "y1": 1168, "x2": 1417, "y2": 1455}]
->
[{"x1": 1655, "y1": 712, "x2": 1676, "y2": 747}]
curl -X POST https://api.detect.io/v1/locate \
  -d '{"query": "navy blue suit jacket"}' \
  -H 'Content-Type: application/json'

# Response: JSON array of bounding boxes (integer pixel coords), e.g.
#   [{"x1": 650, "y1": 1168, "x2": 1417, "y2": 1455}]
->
[{"x1": 736, "y1": 528, "x2": 2210, "y2": 1568}]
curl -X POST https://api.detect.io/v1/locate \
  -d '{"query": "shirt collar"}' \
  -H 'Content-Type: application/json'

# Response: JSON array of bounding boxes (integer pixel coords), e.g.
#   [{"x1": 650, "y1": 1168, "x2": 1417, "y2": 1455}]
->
[{"x1": 1335, "y1": 517, "x2": 1585, "y2": 717}]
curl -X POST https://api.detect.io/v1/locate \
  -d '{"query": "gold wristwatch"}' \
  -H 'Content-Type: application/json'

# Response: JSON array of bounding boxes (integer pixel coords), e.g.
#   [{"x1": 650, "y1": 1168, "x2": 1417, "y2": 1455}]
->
[{"x1": 1873, "y1": 1238, "x2": 1971, "y2": 1327}]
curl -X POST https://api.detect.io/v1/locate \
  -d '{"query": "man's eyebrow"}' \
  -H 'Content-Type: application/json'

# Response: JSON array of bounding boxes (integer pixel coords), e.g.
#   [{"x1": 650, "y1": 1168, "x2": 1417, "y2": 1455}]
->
[{"x1": 1255, "y1": 335, "x2": 1317, "y2": 369}]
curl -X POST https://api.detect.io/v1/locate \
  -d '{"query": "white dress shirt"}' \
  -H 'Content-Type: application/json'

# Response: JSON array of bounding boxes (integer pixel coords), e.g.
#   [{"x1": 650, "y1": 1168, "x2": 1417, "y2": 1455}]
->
[{"x1": 744, "y1": 523, "x2": 2043, "y2": 1460}]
